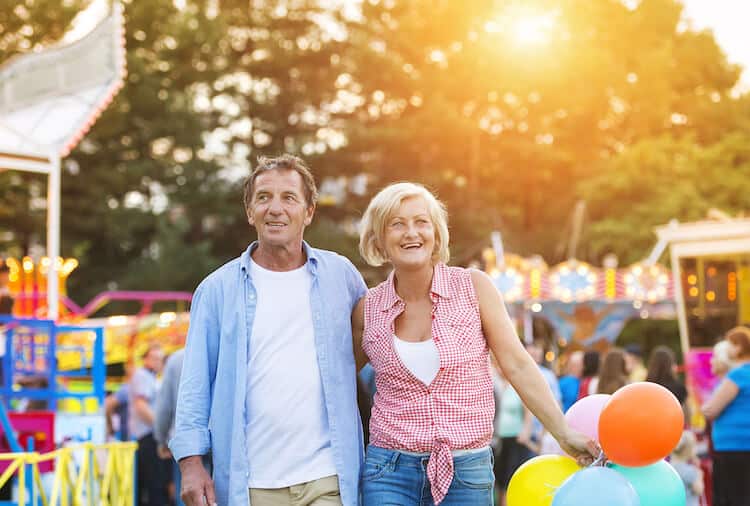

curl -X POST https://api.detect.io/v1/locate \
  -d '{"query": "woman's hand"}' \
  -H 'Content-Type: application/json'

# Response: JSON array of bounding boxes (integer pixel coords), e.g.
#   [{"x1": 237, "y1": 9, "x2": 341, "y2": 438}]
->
[{"x1": 555, "y1": 427, "x2": 600, "y2": 467}]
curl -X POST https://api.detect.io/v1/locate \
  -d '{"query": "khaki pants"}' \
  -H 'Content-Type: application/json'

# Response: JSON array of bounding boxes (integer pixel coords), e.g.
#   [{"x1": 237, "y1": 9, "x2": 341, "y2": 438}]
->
[{"x1": 249, "y1": 475, "x2": 341, "y2": 506}]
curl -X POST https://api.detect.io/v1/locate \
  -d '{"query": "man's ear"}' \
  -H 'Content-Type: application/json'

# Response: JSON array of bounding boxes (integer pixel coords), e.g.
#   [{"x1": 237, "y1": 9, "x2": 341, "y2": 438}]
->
[
  {"x1": 246, "y1": 207, "x2": 255, "y2": 227},
  {"x1": 304, "y1": 203, "x2": 315, "y2": 226}
]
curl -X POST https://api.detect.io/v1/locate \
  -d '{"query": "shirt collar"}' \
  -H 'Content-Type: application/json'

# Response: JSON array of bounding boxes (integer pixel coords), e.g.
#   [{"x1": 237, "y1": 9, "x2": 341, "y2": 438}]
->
[
  {"x1": 240, "y1": 240, "x2": 319, "y2": 277},
  {"x1": 380, "y1": 262, "x2": 451, "y2": 311}
]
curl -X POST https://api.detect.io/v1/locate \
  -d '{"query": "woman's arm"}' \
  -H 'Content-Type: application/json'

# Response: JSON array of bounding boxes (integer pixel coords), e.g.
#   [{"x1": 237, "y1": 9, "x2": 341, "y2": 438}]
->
[
  {"x1": 471, "y1": 270, "x2": 597, "y2": 463},
  {"x1": 352, "y1": 297, "x2": 369, "y2": 372},
  {"x1": 702, "y1": 378, "x2": 739, "y2": 420}
]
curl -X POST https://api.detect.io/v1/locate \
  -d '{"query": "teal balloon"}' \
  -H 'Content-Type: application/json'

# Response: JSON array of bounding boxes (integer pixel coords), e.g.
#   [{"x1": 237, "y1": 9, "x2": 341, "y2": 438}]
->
[
  {"x1": 552, "y1": 467, "x2": 640, "y2": 506},
  {"x1": 611, "y1": 461, "x2": 686, "y2": 506}
]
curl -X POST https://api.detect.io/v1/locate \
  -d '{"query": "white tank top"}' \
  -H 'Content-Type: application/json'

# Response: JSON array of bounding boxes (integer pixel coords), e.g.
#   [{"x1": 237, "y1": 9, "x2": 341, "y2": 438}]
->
[{"x1": 393, "y1": 335, "x2": 440, "y2": 385}]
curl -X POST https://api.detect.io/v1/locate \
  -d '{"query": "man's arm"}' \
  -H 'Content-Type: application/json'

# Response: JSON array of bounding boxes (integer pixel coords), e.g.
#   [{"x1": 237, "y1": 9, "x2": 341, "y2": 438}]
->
[
  {"x1": 169, "y1": 283, "x2": 219, "y2": 506},
  {"x1": 702, "y1": 378, "x2": 739, "y2": 420}
]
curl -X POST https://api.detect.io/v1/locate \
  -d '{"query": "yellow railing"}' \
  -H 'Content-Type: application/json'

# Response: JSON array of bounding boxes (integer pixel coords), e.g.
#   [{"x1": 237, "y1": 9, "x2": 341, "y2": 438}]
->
[{"x1": 0, "y1": 442, "x2": 137, "y2": 506}]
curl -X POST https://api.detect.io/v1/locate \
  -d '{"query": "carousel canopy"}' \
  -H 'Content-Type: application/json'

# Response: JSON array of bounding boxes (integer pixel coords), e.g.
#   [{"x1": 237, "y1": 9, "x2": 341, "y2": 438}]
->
[{"x1": 0, "y1": 2, "x2": 125, "y2": 167}]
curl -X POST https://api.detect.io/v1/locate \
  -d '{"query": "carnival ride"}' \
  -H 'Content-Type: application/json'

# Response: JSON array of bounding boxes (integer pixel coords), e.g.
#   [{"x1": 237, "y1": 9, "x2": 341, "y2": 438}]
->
[{"x1": 0, "y1": 1, "x2": 152, "y2": 502}]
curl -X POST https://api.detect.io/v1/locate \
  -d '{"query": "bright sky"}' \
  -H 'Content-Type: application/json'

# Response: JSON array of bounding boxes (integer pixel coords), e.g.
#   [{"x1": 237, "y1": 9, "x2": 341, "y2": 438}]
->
[
  {"x1": 68, "y1": 0, "x2": 750, "y2": 92},
  {"x1": 681, "y1": 0, "x2": 750, "y2": 91}
]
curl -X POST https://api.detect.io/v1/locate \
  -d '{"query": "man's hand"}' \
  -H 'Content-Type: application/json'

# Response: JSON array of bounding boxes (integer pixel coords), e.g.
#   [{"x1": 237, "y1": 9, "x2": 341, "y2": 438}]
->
[
  {"x1": 179, "y1": 455, "x2": 216, "y2": 506},
  {"x1": 157, "y1": 444, "x2": 172, "y2": 460}
]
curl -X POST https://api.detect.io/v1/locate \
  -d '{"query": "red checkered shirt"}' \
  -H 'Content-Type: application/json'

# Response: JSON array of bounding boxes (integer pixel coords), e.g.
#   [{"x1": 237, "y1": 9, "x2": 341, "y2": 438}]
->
[{"x1": 363, "y1": 263, "x2": 495, "y2": 505}]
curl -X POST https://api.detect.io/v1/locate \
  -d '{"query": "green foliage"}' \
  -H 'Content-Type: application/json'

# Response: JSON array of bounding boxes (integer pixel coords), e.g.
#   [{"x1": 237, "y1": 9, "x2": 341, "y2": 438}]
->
[{"x1": 1, "y1": 0, "x2": 750, "y2": 302}]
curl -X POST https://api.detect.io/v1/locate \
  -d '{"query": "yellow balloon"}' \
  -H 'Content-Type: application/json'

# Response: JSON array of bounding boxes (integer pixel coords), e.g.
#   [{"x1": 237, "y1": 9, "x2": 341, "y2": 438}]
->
[{"x1": 507, "y1": 455, "x2": 581, "y2": 506}]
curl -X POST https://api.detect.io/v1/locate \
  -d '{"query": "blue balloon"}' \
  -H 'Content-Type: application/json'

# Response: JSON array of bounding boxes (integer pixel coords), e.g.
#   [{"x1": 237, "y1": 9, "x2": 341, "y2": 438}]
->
[
  {"x1": 552, "y1": 467, "x2": 640, "y2": 506},
  {"x1": 611, "y1": 461, "x2": 687, "y2": 506}
]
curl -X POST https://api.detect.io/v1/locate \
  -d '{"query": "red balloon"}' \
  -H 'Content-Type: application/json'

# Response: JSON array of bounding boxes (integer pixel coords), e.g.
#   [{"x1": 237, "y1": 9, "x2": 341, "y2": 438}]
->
[{"x1": 598, "y1": 382, "x2": 683, "y2": 467}]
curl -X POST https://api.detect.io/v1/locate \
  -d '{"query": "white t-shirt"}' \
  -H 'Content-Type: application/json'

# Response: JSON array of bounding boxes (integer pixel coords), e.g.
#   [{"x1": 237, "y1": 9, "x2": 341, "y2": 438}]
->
[
  {"x1": 393, "y1": 336, "x2": 440, "y2": 385},
  {"x1": 245, "y1": 259, "x2": 336, "y2": 488}
]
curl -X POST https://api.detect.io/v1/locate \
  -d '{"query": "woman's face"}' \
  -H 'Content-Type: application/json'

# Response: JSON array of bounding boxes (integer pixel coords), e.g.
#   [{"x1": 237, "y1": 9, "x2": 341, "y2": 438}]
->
[
  {"x1": 382, "y1": 196, "x2": 435, "y2": 270},
  {"x1": 728, "y1": 340, "x2": 741, "y2": 360}
]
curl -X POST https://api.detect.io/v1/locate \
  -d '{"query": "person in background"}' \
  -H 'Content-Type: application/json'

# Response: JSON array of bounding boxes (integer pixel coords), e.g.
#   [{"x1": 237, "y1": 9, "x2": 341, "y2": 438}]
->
[
  {"x1": 596, "y1": 348, "x2": 629, "y2": 395},
  {"x1": 710, "y1": 340, "x2": 734, "y2": 380},
  {"x1": 130, "y1": 343, "x2": 167, "y2": 506},
  {"x1": 0, "y1": 262, "x2": 13, "y2": 315},
  {"x1": 0, "y1": 262, "x2": 14, "y2": 394},
  {"x1": 577, "y1": 350, "x2": 600, "y2": 399},
  {"x1": 522, "y1": 340, "x2": 562, "y2": 456},
  {"x1": 494, "y1": 381, "x2": 536, "y2": 506},
  {"x1": 624, "y1": 344, "x2": 647, "y2": 382},
  {"x1": 104, "y1": 385, "x2": 129, "y2": 440},
  {"x1": 558, "y1": 351, "x2": 583, "y2": 412},
  {"x1": 702, "y1": 327, "x2": 750, "y2": 506},
  {"x1": 155, "y1": 348, "x2": 186, "y2": 506},
  {"x1": 671, "y1": 431, "x2": 704, "y2": 506},
  {"x1": 646, "y1": 345, "x2": 688, "y2": 405}
]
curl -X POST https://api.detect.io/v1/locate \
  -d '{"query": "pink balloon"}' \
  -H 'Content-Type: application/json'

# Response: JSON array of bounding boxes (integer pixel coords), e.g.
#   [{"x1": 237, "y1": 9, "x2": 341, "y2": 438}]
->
[{"x1": 564, "y1": 394, "x2": 611, "y2": 442}]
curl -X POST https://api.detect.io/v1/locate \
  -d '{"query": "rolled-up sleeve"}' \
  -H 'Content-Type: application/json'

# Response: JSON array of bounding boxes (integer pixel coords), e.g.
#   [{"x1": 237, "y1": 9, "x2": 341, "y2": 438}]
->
[{"x1": 169, "y1": 281, "x2": 218, "y2": 461}]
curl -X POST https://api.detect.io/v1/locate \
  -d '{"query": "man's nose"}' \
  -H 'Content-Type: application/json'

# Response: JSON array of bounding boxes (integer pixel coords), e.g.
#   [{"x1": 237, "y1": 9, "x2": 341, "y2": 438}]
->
[{"x1": 267, "y1": 197, "x2": 283, "y2": 214}]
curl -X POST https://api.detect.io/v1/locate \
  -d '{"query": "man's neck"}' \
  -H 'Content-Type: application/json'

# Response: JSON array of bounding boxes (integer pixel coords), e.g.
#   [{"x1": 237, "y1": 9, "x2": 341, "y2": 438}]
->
[{"x1": 252, "y1": 241, "x2": 307, "y2": 271}]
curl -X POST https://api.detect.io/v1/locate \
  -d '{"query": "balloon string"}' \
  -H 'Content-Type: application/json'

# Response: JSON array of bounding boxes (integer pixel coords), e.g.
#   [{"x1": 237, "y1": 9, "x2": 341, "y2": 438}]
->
[{"x1": 589, "y1": 450, "x2": 607, "y2": 468}]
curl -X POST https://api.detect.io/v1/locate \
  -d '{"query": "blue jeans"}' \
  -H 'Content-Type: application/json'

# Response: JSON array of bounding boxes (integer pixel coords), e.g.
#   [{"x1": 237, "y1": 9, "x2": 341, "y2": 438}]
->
[{"x1": 362, "y1": 445, "x2": 494, "y2": 506}]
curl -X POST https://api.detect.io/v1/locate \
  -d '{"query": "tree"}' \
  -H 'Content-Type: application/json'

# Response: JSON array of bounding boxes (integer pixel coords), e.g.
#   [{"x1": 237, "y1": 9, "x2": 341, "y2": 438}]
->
[
  {"x1": 335, "y1": 0, "x2": 744, "y2": 264},
  {"x1": 581, "y1": 128, "x2": 750, "y2": 264}
]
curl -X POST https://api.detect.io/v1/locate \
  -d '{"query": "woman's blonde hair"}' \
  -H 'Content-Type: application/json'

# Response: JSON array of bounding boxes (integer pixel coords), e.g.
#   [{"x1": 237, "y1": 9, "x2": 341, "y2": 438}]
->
[{"x1": 359, "y1": 182, "x2": 450, "y2": 267}]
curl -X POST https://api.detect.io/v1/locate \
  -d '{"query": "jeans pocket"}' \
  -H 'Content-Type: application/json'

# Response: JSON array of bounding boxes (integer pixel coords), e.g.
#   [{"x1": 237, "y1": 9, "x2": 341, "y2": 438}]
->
[
  {"x1": 452, "y1": 453, "x2": 494, "y2": 490},
  {"x1": 361, "y1": 461, "x2": 388, "y2": 482}
]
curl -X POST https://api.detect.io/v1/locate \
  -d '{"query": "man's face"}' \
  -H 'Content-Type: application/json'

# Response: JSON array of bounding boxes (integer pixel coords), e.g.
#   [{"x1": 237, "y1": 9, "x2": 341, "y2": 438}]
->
[
  {"x1": 144, "y1": 348, "x2": 165, "y2": 373},
  {"x1": 567, "y1": 352, "x2": 584, "y2": 377},
  {"x1": 247, "y1": 169, "x2": 314, "y2": 248}
]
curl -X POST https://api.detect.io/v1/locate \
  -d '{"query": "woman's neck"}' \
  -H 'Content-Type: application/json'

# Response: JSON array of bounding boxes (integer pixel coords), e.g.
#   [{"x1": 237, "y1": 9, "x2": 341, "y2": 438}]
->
[{"x1": 393, "y1": 264, "x2": 434, "y2": 302}]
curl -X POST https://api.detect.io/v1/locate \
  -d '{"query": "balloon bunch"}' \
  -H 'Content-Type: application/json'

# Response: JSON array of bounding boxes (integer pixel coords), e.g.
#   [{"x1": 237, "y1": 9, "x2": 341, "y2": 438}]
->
[{"x1": 507, "y1": 382, "x2": 687, "y2": 506}]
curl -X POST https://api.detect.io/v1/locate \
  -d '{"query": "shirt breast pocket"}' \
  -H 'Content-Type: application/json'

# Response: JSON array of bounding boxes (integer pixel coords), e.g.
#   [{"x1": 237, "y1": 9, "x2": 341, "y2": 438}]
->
[{"x1": 444, "y1": 308, "x2": 484, "y2": 359}]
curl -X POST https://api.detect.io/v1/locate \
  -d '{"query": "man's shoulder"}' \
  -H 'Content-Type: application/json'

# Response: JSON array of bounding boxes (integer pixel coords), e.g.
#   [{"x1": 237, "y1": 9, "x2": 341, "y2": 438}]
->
[
  {"x1": 196, "y1": 257, "x2": 242, "y2": 291},
  {"x1": 309, "y1": 247, "x2": 361, "y2": 278},
  {"x1": 310, "y1": 246, "x2": 354, "y2": 267}
]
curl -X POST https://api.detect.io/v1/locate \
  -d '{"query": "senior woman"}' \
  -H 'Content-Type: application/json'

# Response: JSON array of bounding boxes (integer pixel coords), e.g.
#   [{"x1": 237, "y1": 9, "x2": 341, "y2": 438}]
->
[
  {"x1": 702, "y1": 327, "x2": 750, "y2": 506},
  {"x1": 352, "y1": 183, "x2": 597, "y2": 506}
]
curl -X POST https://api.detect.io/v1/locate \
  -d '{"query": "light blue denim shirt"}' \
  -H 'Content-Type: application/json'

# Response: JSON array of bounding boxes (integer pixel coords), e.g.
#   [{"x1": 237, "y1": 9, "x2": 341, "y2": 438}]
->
[{"x1": 170, "y1": 242, "x2": 367, "y2": 505}]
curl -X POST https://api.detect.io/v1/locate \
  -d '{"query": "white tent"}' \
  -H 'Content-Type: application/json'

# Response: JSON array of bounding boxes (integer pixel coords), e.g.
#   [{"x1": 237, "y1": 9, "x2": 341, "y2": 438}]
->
[{"x1": 0, "y1": 1, "x2": 126, "y2": 318}]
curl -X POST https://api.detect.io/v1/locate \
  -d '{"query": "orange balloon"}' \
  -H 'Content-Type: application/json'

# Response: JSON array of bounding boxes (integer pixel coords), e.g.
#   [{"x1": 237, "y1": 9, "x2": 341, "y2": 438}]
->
[{"x1": 599, "y1": 382, "x2": 683, "y2": 467}]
